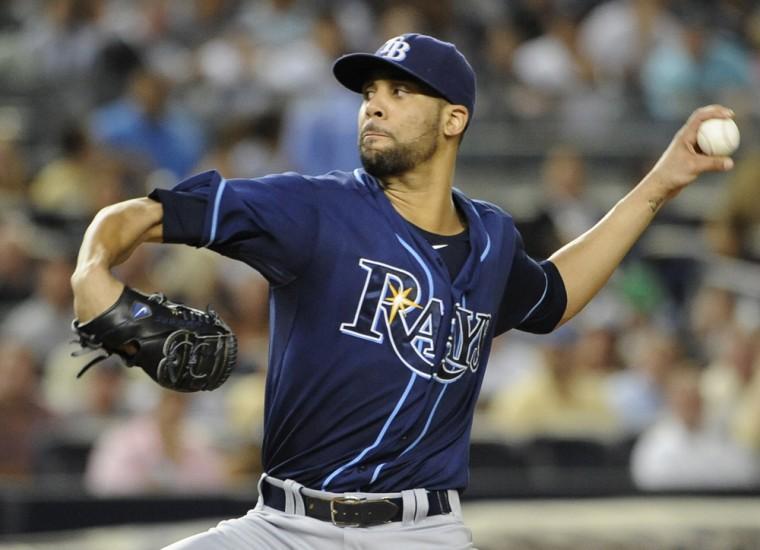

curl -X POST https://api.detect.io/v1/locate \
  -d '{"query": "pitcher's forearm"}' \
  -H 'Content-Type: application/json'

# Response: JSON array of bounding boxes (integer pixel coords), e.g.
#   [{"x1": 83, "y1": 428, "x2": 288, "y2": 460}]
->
[
  {"x1": 549, "y1": 174, "x2": 664, "y2": 324},
  {"x1": 549, "y1": 105, "x2": 735, "y2": 326},
  {"x1": 72, "y1": 198, "x2": 164, "y2": 322},
  {"x1": 71, "y1": 266, "x2": 125, "y2": 323},
  {"x1": 74, "y1": 199, "x2": 164, "y2": 272}
]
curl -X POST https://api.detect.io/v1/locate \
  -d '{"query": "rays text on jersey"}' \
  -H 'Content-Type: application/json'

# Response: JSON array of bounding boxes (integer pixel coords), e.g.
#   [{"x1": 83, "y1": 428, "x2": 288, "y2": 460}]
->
[{"x1": 340, "y1": 258, "x2": 491, "y2": 382}]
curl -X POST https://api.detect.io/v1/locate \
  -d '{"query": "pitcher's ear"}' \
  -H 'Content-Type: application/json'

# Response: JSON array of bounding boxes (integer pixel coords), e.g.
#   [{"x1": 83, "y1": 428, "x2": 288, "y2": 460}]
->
[{"x1": 443, "y1": 105, "x2": 468, "y2": 139}]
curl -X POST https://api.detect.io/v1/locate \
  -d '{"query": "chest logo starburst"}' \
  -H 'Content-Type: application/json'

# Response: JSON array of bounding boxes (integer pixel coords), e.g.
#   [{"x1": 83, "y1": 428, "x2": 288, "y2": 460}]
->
[{"x1": 384, "y1": 282, "x2": 422, "y2": 324}]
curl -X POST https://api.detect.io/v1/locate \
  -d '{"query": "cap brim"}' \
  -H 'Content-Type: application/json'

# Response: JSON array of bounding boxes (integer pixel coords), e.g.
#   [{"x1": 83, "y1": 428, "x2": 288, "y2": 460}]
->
[{"x1": 333, "y1": 53, "x2": 441, "y2": 98}]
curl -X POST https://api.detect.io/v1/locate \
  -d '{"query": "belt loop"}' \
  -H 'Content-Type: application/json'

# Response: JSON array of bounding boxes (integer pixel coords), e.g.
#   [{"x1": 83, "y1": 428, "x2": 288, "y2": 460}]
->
[
  {"x1": 254, "y1": 474, "x2": 267, "y2": 511},
  {"x1": 413, "y1": 489, "x2": 429, "y2": 523},
  {"x1": 447, "y1": 489, "x2": 463, "y2": 519},
  {"x1": 401, "y1": 490, "x2": 416, "y2": 525},
  {"x1": 283, "y1": 479, "x2": 306, "y2": 516}
]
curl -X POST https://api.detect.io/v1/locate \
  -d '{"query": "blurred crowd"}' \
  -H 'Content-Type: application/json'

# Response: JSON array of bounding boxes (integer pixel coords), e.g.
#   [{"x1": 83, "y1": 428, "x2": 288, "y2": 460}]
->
[{"x1": 1, "y1": 0, "x2": 760, "y2": 499}]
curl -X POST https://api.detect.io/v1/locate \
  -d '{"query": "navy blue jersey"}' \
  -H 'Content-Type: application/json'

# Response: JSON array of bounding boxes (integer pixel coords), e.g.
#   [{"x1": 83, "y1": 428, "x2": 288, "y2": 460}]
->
[{"x1": 150, "y1": 168, "x2": 566, "y2": 493}]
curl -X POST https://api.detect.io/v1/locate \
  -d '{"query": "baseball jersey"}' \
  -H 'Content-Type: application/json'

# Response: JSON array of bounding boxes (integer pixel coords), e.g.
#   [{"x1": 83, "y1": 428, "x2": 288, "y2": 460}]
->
[{"x1": 149, "y1": 168, "x2": 566, "y2": 493}]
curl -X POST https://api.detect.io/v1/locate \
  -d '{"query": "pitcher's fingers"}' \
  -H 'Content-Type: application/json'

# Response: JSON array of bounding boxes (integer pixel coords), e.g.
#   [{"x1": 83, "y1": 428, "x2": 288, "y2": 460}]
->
[
  {"x1": 682, "y1": 105, "x2": 735, "y2": 145},
  {"x1": 694, "y1": 154, "x2": 734, "y2": 173}
]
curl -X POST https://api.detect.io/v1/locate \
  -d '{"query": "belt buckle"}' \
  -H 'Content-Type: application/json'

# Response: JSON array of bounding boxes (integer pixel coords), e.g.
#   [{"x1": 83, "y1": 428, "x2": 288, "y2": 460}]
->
[{"x1": 330, "y1": 495, "x2": 364, "y2": 527}]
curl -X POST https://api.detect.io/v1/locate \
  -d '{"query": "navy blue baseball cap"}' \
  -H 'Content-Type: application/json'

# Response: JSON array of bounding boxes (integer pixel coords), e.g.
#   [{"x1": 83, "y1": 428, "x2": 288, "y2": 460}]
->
[{"x1": 333, "y1": 33, "x2": 476, "y2": 120}]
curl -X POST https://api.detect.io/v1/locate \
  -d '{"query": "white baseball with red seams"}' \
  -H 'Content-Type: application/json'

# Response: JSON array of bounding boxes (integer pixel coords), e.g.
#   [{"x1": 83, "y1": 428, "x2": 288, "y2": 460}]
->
[{"x1": 697, "y1": 118, "x2": 740, "y2": 156}]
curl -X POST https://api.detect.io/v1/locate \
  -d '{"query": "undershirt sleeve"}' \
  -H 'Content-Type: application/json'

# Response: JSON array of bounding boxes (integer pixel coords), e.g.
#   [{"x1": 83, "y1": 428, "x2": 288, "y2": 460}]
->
[{"x1": 494, "y1": 232, "x2": 567, "y2": 336}]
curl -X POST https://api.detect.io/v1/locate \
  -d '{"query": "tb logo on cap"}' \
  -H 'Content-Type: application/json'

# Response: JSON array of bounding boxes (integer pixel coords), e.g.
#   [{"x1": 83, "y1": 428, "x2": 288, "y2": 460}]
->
[{"x1": 377, "y1": 36, "x2": 411, "y2": 61}]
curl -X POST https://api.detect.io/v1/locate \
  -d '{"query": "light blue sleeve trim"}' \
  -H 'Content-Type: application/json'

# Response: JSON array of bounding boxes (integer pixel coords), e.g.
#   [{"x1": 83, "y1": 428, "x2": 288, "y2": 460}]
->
[
  {"x1": 203, "y1": 177, "x2": 228, "y2": 248},
  {"x1": 321, "y1": 373, "x2": 417, "y2": 490},
  {"x1": 518, "y1": 268, "x2": 549, "y2": 324}
]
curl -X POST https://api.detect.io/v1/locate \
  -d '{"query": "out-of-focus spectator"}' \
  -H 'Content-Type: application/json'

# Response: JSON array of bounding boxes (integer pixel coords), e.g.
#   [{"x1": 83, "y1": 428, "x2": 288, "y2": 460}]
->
[
  {"x1": 69, "y1": 361, "x2": 131, "y2": 424},
  {"x1": 701, "y1": 326, "x2": 758, "y2": 429},
  {"x1": 185, "y1": 29, "x2": 266, "y2": 127},
  {"x1": 477, "y1": 332, "x2": 544, "y2": 407},
  {"x1": 27, "y1": 123, "x2": 102, "y2": 220},
  {"x1": 165, "y1": 0, "x2": 240, "y2": 49},
  {"x1": 41, "y1": 343, "x2": 149, "y2": 424},
  {"x1": 225, "y1": 272, "x2": 270, "y2": 372},
  {"x1": 640, "y1": 9, "x2": 752, "y2": 120},
  {"x1": 510, "y1": 3, "x2": 608, "y2": 121},
  {"x1": 224, "y1": 371, "x2": 267, "y2": 483},
  {"x1": 85, "y1": 390, "x2": 228, "y2": 495},
  {"x1": 150, "y1": 245, "x2": 222, "y2": 308},
  {"x1": 698, "y1": 324, "x2": 760, "y2": 452},
  {"x1": 217, "y1": 268, "x2": 270, "y2": 482},
  {"x1": 32, "y1": 359, "x2": 132, "y2": 482},
  {"x1": 111, "y1": 243, "x2": 162, "y2": 293},
  {"x1": 476, "y1": 20, "x2": 521, "y2": 118},
  {"x1": 486, "y1": 327, "x2": 620, "y2": 441},
  {"x1": 745, "y1": 7, "x2": 760, "y2": 106},
  {"x1": 631, "y1": 365, "x2": 760, "y2": 490},
  {"x1": 24, "y1": 0, "x2": 108, "y2": 82},
  {"x1": 0, "y1": 255, "x2": 75, "y2": 363},
  {"x1": 377, "y1": 3, "x2": 427, "y2": 39},
  {"x1": 607, "y1": 327, "x2": 680, "y2": 436},
  {"x1": 574, "y1": 323, "x2": 623, "y2": 375},
  {"x1": 89, "y1": 38, "x2": 144, "y2": 106},
  {"x1": 239, "y1": 0, "x2": 312, "y2": 50},
  {"x1": 281, "y1": 11, "x2": 360, "y2": 175},
  {"x1": 199, "y1": 110, "x2": 288, "y2": 178},
  {"x1": 732, "y1": 335, "x2": 760, "y2": 451},
  {"x1": 519, "y1": 145, "x2": 600, "y2": 259},
  {"x1": 0, "y1": 1, "x2": 22, "y2": 32},
  {"x1": 0, "y1": 341, "x2": 54, "y2": 481},
  {"x1": 510, "y1": 4, "x2": 621, "y2": 138},
  {"x1": 26, "y1": 134, "x2": 128, "y2": 232},
  {"x1": 704, "y1": 150, "x2": 760, "y2": 261},
  {"x1": 540, "y1": 145, "x2": 599, "y2": 243},
  {"x1": 688, "y1": 284, "x2": 737, "y2": 364},
  {"x1": 0, "y1": 133, "x2": 28, "y2": 206},
  {"x1": 244, "y1": 1, "x2": 327, "y2": 98},
  {"x1": 579, "y1": 0, "x2": 681, "y2": 87},
  {"x1": 0, "y1": 222, "x2": 35, "y2": 317},
  {"x1": 90, "y1": 67, "x2": 205, "y2": 179},
  {"x1": 512, "y1": 6, "x2": 594, "y2": 105}
]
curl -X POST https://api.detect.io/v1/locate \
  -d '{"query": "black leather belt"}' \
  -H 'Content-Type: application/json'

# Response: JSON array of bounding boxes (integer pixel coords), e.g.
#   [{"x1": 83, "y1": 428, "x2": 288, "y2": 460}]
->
[{"x1": 261, "y1": 478, "x2": 452, "y2": 527}]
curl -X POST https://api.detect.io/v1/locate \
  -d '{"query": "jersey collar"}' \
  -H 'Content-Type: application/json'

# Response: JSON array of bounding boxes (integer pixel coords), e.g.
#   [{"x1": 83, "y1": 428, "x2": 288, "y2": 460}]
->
[{"x1": 353, "y1": 168, "x2": 489, "y2": 293}]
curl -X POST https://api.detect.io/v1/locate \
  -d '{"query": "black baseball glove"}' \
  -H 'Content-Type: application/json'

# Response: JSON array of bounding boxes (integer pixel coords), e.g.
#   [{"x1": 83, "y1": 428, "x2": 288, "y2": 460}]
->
[{"x1": 72, "y1": 286, "x2": 237, "y2": 392}]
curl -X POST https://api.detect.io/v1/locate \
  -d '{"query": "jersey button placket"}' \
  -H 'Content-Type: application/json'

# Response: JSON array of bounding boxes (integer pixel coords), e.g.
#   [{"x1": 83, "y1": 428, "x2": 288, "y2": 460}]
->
[{"x1": 435, "y1": 314, "x2": 455, "y2": 370}]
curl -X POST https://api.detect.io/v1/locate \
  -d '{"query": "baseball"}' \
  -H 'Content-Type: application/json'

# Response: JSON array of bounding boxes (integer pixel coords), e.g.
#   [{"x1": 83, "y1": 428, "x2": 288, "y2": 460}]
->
[{"x1": 696, "y1": 118, "x2": 740, "y2": 156}]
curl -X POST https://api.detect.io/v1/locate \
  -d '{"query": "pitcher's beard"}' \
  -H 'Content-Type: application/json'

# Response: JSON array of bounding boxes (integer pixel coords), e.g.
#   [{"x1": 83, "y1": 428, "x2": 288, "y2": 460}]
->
[{"x1": 360, "y1": 126, "x2": 439, "y2": 179}]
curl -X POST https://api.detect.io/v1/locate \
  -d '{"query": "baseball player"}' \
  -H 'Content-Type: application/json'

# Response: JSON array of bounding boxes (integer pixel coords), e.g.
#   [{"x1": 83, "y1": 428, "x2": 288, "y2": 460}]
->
[{"x1": 71, "y1": 34, "x2": 735, "y2": 549}]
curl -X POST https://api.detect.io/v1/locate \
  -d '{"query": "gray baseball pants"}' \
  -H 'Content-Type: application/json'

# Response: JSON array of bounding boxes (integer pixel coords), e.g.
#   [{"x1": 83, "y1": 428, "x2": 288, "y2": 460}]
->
[{"x1": 163, "y1": 475, "x2": 474, "y2": 549}]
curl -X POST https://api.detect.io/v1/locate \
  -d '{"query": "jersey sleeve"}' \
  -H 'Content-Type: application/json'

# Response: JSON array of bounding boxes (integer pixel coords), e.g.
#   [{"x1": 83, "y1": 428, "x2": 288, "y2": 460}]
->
[
  {"x1": 148, "y1": 169, "x2": 318, "y2": 285},
  {"x1": 494, "y1": 230, "x2": 567, "y2": 336}
]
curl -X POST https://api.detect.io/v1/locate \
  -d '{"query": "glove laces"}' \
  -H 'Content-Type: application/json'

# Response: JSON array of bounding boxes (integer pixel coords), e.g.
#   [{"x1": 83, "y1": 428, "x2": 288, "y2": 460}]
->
[{"x1": 70, "y1": 320, "x2": 111, "y2": 378}]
